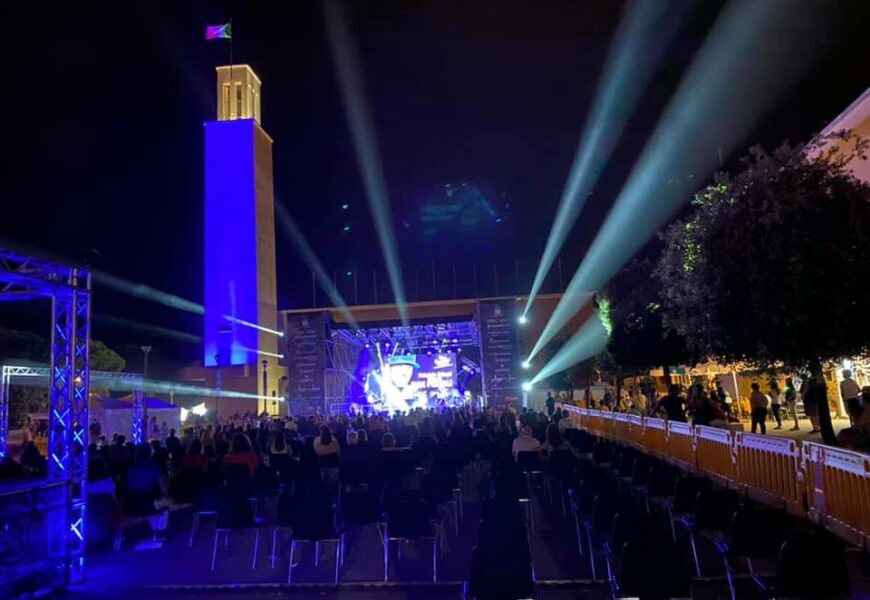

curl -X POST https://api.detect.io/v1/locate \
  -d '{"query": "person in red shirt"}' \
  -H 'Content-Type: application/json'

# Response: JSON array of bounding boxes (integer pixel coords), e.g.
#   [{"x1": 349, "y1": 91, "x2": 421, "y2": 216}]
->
[
  {"x1": 181, "y1": 439, "x2": 208, "y2": 472},
  {"x1": 222, "y1": 433, "x2": 259, "y2": 477}
]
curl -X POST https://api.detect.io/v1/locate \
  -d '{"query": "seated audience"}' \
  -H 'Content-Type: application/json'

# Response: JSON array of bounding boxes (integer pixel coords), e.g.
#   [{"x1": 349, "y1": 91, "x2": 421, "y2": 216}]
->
[
  {"x1": 512, "y1": 426, "x2": 541, "y2": 459},
  {"x1": 313, "y1": 425, "x2": 340, "y2": 457},
  {"x1": 181, "y1": 439, "x2": 208, "y2": 472},
  {"x1": 221, "y1": 433, "x2": 260, "y2": 477}
]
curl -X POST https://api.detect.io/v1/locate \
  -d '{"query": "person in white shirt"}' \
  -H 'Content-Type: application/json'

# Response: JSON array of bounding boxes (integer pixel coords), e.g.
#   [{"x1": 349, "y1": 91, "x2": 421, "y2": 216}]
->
[
  {"x1": 841, "y1": 369, "x2": 862, "y2": 423},
  {"x1": 512, "y1": 426, "x2": 541, "y2": 460}
]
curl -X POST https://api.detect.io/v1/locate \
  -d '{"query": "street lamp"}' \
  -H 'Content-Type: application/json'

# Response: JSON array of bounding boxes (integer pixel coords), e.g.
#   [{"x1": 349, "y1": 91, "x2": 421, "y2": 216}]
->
[
  {"x1": 261, "y1": 360, "x2": 269, "y2": 415},
  {"x1": 140, "y1": 345, "x2": 152, "y2": 378}
]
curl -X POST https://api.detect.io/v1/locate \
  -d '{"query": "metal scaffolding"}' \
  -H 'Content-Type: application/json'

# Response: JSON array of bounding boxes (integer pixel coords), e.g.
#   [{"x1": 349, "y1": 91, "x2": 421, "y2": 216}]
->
[
  {"x1": 0, "y1": 247, "x2": 91, "y2": 583},
  {"x1": 0, "y1": 365, "x2": 144, "y2": 458},
  {"x1": 333, "y1": 320, "x2": 480, "y2": 353},
  {"x1": 324, "y1": 333, "x2": 362, "y2": 412}
]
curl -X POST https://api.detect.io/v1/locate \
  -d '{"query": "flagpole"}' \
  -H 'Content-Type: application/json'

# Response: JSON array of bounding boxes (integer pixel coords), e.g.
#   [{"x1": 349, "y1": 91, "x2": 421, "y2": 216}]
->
[{"x1": 229, "y1": 18, "x2": 233, "y2": 115}]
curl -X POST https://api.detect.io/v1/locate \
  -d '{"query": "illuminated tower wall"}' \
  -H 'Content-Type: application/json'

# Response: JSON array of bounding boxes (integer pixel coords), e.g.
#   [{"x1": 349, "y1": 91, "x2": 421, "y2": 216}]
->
[{"x1": 204, "y1": 65, "x2": 278, "y2": 376}]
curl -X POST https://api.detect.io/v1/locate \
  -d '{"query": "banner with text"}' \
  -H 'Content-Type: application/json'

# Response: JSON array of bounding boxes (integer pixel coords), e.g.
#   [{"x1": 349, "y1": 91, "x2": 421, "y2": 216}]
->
[
  {"x1": 285, "y1": 312, "x2": 327, "y2": 414},
  {"x1": 476, "y1": 299, "x2": 520, "y2": 409}
]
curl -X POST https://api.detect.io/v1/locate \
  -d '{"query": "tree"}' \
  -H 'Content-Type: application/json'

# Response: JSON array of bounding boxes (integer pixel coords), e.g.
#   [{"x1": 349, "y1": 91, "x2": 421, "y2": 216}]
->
[
  {"x1": 655, "y1": 133, "x2": 870, "y2": 444},
  {"x1": 0, "y1": 326, "x2": 49, "y2": 362},
  {"x1": 0, "y1": 327, "x2": 125, "y2": 426},
  {"x1": 602, "y1": 259, "x2": 694, "y2": 383},
  {"x1": 90, "y1": 339, "x2": 125, "y2": 372}
]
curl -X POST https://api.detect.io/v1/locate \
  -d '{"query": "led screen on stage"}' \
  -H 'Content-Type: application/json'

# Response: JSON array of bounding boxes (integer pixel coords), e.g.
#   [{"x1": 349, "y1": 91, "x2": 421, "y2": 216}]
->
[{"x1": 365, "y1": 352, "x2": 457, "y2": 411}]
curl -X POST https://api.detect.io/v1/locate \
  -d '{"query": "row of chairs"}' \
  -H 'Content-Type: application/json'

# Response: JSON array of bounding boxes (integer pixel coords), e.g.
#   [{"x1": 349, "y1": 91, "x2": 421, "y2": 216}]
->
[
  {"x1": 209, "y1": 481, "x2": 446, "y2": 582},
  {"x1": 466, "y1": 456, "x2": 537, "y2": 600},
  {"x1": 180, "y1": 447, "x2": 470, "y2": 583},
  {"x1": 564, "y1": 430, "x2": 852, "y2": 600}
]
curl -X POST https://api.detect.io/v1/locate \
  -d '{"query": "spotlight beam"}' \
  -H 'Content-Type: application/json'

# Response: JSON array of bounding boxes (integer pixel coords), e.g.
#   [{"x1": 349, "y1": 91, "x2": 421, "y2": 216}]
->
[
  {"x1": 223, "y1": 315, "x2": 284, "y2": 337},
  {"x1": 93, "y1": 270, "x2": 204, "y2": 315},
  {"x1": 322, "y1": 0, "x2": 409, "y2": 326},
  {"x1": 528, "y1": 0, "x2": 827, "y2": 362},
  {"x1": 523, "y1": 0, "x2": 687, "y2": 318},
  {"x1": 93, "y1": 314, "x2": 202, "y2": 344},
  {"x1": 530, "y1": 315, "x2": 608, "y2": 385},
  {"x1": 95, "y1": 271, "x2": 282, "y2": 337},
  {"x1": 275, "y1": 201, "x2": 359, "y2": 329},
  {"x1": 97, "y1": 376, "x2": 262, "y2": 400}
]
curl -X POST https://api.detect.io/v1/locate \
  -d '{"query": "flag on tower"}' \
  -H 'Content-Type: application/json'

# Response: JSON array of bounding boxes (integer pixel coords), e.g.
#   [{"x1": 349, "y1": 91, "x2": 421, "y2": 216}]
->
[{"x1": 206, "y1": 23, "x2": 232, "y2": 40}]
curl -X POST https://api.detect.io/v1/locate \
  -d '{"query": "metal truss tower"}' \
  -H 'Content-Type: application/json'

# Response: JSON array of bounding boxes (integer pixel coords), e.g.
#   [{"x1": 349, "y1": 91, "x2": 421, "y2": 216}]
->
[{"x1": 0, "y1": 247, "x2": 91, "y2": 583}]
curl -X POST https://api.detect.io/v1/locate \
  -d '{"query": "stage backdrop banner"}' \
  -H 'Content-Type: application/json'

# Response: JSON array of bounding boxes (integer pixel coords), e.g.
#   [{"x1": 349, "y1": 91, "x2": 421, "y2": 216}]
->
[
  {"x1": 285, "y1": 312, "x2": 327, "y2": 414},
  {"x1": 476, "y1": 299, "x2": 520, "y2": 410}
]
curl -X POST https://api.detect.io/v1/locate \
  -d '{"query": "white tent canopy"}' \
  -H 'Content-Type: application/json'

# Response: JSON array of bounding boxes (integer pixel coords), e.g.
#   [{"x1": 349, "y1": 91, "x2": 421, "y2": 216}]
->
[{"x1": 90, "y1": 395, "x2": 181, "y2": 441}]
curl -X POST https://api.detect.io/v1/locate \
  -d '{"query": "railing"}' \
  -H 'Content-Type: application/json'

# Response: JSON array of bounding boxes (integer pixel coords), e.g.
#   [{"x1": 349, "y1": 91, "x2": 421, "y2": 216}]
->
[
  {"x1": 803, "y1": 442, "x2": 870, "y2": 549},
  {"x1": 559, "y1": 404, "x2": 870, "y2": 550},
  {"x1": 666, "y1": 421, "x2": 695, "y2": 470},
  {"x1": 695, "y1": 425, "x2": 737, "y2": 487},
  {"x1": 734, "y1": 432, "x2": 804, "y2": 517}
]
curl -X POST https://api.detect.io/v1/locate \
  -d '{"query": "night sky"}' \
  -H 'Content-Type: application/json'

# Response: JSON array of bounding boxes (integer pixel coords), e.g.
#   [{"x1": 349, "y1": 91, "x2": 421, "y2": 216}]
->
[{"x1": 1, "y1": 0, "x2": 867, "y2": 364}]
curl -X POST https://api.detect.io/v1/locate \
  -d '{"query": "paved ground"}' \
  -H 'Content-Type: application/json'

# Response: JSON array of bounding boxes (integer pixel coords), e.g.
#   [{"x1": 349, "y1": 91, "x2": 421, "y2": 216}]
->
[{"x1": 762, "y1": 416, "x2": 853, "y2": 442}]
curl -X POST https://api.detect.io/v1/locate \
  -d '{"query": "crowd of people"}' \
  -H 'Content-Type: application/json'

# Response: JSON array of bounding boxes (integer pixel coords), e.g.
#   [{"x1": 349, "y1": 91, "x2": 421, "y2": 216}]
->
[
  {"x1": 566, "y1": 370, "x2": 870, "y2": 445},
  {"x1": 3, "y1": 369, "x2": 868, "y2": 485},
  {"x1": 79, "y1": 405, "x2": 573, "y2": 500}
]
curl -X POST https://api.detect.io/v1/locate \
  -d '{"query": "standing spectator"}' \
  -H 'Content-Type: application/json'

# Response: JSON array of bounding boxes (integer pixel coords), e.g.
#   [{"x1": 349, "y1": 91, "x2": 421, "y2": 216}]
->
[
  {"x1": 768, "y1": 379, "x2": 783, "y2": 430},
  {"x1": 600, "y1": 390, "x2": 614, "y2": 411},
  {"x1": 840, "y1": 369, "x2": 862, "y2": 424},
  {"x1": 545, "y1": 391, "x2": 556, "y2": 417},
  {"x1": 654, "y1": 385, "x2": 687, "y2": 422},
  {"x1": 617, "y1": 389, "x2": 633, "y2": 413},
  {"x1": 181, "y1": 427, "x2": 195, "y2": 448},
  {"x1": 690, "y1": 390, "x2": 727, "y2": 428},
  {"x1": 159, "y1": 421, "x2": 169, "y2": 445},
  {"x1": 749, "y1": 382, "x2": 769, "y2": 434},
  {"x1": 165, "y1": 429, "x2": 182, "y2": 463},
  {"x1": 784, "y1": 377, "x2": 800, "y2": 431},
  {"x1": 800, "y1": 375, "x2": 821, "y2": 434},
  {"x1": 715, "y1": 382, "x2": 728, "y2": 410},
  {"x1": 89, "y1": 419, "x2": 102, "y2": 441},
  {"x1": 631, "y1": 387, "x2": 649, "y2": 416}
]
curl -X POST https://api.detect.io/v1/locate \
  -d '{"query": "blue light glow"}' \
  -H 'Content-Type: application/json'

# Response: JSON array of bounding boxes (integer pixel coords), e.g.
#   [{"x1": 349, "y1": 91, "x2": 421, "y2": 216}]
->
[{"x1": 204, "y1": 119, "x2": 260, "y2": 366}]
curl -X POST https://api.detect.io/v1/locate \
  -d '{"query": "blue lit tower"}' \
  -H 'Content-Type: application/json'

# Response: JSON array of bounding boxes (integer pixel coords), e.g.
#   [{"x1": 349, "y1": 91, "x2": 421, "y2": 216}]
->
[{"x1": 203, "y1": 65, "x2": 280, "y2": 413}]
